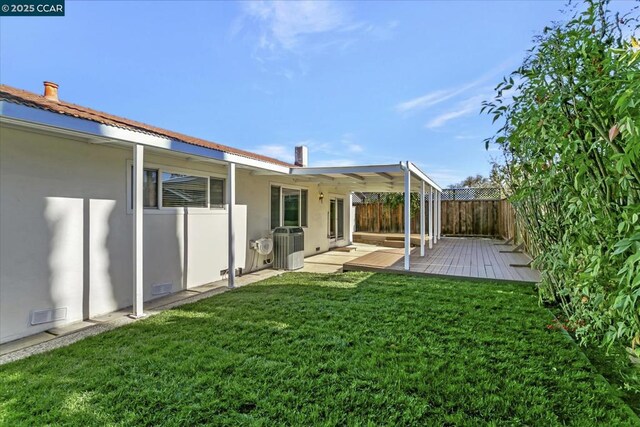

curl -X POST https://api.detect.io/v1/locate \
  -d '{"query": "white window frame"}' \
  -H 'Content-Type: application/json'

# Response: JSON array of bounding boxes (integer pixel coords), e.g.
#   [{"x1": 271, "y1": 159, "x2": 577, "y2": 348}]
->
[
  {"x1": 126, "y1": 160, "x2": 227, "y2": 215},
  {"x1": 269, "y1": 182, "x2": 309, "y2": 230}
]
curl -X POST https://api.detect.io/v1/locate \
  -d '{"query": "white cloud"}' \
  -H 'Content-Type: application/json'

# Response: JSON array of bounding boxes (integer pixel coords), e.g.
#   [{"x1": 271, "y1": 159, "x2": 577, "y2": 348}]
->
[
  {"x1": 395, "y1": 75, "x2": 490, "y2": 114},
  {"x1": 395, "y1": 58, "x2": 518, "y2": 114},
  {"x1": 252, "y1": 144, "x2": 294, "y2": 163},
  {"x1": 347, "y1": 143, "x2": 364, "y2": 153},
  {"x1": 454, "y1": 134, "x2": 479, "y2": 140},
  {"x1": 241, "y1": 1, "x2": 350, "y2": 52},
  {"x1": 425, "y1": 94, "x2": 487, "y2": 129},
  {"x1": 235, "y1": 1, "x2": 396, "y2": 71}
]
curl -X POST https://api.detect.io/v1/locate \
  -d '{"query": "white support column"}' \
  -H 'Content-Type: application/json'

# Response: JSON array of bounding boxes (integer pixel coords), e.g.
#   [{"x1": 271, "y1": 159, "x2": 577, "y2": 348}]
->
[
  {"x1": 227, "y1": 162, "x2": 236, "y2": 288},
  {"x1": 419, "y1": 180, "x2": 425, "y2": 257},
  {"x1": 403, "y1": 163, "x2": 411, "y2": 271},
  {"x1": 132, "y1": 144, "x2": 144, "y2": 318},
  {"x1": 429, "y1": 186, "x2": 434, "y2": 249},
  {"x1": 437, "y1": 191, "x2": 442, "y2": 240},
  {"x1": 348, "y1": 192, "x2": 354, "y2": 244}
]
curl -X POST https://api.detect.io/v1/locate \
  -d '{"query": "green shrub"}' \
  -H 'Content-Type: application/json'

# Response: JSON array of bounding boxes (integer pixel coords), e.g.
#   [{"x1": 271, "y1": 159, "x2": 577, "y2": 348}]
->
[{"x1": 484, "y1": 0, "x2": 640, "y2": 350}]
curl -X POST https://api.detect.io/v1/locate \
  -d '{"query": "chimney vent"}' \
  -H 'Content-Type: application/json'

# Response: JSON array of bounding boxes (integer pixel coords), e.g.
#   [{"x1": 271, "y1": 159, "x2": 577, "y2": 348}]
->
[
  {"x1": 43, "y1": 81, "x2": 59, "y2": 102},
  {"x1": 294, "y1": 146, "x2": 308, "y2": 167}
]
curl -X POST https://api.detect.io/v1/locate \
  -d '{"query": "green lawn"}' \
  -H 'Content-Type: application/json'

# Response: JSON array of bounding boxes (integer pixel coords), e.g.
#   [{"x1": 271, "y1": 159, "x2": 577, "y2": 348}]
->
[{"x1": 0, "y1": 273, "x2": 637, "y2": 426}]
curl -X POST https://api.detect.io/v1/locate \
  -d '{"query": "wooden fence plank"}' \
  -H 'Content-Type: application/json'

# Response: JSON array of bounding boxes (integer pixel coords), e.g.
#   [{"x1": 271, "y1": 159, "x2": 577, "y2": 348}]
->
[{"x1": 355, "y1": 199, "x2": 526, "y2": 243}]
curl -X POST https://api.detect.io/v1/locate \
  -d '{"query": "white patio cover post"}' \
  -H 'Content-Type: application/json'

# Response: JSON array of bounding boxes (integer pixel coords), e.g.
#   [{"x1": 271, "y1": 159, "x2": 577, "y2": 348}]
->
[
  {"x1": 420, "y1": 180, "x2": 425, "y2": 257},
  {"x1": 437, "y1": 191, "x2": 442, "y2": 240},
  {"x1": 429, "y1": 186, "x2": 434, "y2": 249},
  {"x1": 404, "y1": 163, "x2": 411, "y2": 271},
  {"x1": 227, "y1": 162, "x2": 236, "y2": 288},
  {"x1": 132, "y1": 144, "x2": 144, "y2": 318},
  {"x1": 348, "y1": 192, "x2": 354, "y2": 244}
]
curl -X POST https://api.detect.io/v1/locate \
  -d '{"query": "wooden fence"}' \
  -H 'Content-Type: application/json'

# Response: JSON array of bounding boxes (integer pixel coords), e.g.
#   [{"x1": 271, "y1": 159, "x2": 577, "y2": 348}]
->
[{"x1": 354, "y1": 199, "x2": 524, "y2": 242}]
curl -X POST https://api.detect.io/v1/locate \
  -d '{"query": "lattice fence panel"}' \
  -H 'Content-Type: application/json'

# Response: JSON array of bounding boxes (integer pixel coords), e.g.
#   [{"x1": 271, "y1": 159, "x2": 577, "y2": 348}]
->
[
  {"x1": 353, "y1": 188, "x2": 503, "y2": 204},
  {"x1": 441, "y1": 187, "x2": 502, "y2": 200}
]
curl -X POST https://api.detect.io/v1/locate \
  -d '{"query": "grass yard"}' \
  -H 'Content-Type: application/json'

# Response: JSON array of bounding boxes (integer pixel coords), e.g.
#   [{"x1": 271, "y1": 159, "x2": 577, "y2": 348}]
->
[{"x1": 0, "y1": 272, "x2": 637, "y2": 426}]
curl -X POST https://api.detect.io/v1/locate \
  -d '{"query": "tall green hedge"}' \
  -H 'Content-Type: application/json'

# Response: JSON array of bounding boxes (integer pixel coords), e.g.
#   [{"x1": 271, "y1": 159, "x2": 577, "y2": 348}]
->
[{"x1": 484, "y1": 0, "x2": 640, "y2": 349}]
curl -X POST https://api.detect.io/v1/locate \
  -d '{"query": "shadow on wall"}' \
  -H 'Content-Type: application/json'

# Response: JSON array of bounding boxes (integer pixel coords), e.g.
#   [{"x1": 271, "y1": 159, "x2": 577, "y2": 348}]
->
[
  {"x1": 41, "y1": 194, "x2": 183, "y2": 334},
  {"x1": 44, "y1": 197, "x2": 122, "y2": 326}
]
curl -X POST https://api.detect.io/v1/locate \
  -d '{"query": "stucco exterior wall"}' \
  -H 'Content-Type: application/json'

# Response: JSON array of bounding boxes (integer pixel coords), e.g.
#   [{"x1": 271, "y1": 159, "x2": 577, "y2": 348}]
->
[
  {"x1": 235, "y1": 170, "x2": 352, "y2": 272},
  {"x1": 0, "y1": 124, "x2": 350, "y2": 343},
  {"x1": 0, "y1": 126, "x2": 246, "y2": 343}
]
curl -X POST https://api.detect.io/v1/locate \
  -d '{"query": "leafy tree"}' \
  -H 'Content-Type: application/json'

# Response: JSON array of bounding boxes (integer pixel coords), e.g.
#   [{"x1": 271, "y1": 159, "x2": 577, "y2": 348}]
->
[
  {"x1": 448, "y1": 174, "x2": 494, "y2": 188},
  {"x1": 484, "y1": 0, "x2": 640, "y2": 350}
]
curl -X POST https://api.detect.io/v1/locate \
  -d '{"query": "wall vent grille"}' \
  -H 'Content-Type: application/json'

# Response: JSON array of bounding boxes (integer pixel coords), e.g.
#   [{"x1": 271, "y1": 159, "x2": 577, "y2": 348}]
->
[
  {"x1": 30, "y1": 307, "x2": 67, "y2": 325},
  {"x1": 151, "y1": 283, "x2": 173, "y2": 296}
]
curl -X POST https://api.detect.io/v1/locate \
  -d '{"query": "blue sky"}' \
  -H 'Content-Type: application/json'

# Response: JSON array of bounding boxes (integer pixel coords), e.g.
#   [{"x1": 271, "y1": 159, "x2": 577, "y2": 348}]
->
[{"x1": 0, "y1": 1, "x2": 633, "y2": 185}]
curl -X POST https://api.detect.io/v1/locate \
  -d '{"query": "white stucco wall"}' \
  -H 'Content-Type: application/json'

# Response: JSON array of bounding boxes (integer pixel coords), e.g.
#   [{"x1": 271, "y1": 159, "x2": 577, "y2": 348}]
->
[
  {"x1": 235, "y1": 170, "x2": 352, "y2": 272},
  {"x1": 0, "y1": 126, "x2": 247, "y2": 343},
  {"x1": 0, "y1": 124, "x2": 350, "y2": 343}
]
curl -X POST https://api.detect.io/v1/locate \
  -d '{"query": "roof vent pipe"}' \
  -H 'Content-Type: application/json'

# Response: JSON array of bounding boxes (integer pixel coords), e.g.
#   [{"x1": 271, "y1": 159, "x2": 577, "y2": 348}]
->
[
  {"x1": 43, "y1": 81, "x2": 59, "y2": 102},
  {"x1": 295, "y1": 145, "x2": 308, "y2": 167}
]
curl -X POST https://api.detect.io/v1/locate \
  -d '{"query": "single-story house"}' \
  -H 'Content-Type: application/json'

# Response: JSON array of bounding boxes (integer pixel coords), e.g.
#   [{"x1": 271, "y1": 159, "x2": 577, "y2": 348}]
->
[{"x1": 0, "y1": 82, "x2": 443, "y2": 344}]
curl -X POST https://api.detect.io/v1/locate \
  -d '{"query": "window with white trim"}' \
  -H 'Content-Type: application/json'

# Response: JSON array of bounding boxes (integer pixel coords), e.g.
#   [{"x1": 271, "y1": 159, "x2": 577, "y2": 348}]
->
[
  {"x1": 129, "y1": 165, "x2": 226, "y2": 210},
  {"x1": 270, "y1": 185, "x2": 308, "y2": 228}
]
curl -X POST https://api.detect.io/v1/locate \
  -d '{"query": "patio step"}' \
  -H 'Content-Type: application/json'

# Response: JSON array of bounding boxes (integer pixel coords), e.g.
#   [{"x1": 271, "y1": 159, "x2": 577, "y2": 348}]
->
[{"x1": 383, "y1": 239, "x2": 412, "y2": 248}]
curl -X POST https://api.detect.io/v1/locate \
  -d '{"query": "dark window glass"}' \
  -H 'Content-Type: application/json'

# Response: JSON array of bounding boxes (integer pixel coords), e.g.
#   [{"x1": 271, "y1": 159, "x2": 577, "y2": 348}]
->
[
  {"x1": 143, "y1": 169, "x2": 158, "y2": 208},
  {"x1": 131, "y1": 167, "x2": 158, "y2": 209},
  {"x1": 210, "y1": 178, "x2": 225, "y2": 208},
  {"x1": 283, "y1": 188, "x2": 300, "y2": 226},
  {"x1": 337, "y1": 198, "x2": 345, "y2": 239},
  {"x1": 270, "y1": 186, "x2": 280, "y2": 229},
  {"x1": 162, "y1": 172, "x2": 207, "y2": 207},
  {"x1": 301, "y1": 189, "x2": 308, "y2": 227}
]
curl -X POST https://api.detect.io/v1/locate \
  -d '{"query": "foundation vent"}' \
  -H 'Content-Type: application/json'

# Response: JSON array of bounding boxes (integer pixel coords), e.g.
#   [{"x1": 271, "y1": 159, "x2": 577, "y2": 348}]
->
[
  {"x1": 30, "y1": 307, "x2": 67, "y2": 325},
  {"x1": 151, "y1": 283, "x2": 173, "y2": 296}
]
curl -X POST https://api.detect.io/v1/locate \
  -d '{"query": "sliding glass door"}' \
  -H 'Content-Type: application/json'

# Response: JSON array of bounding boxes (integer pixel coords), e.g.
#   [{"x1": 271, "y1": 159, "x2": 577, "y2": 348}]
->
[{"x1": 328, "y1": 197, "x2": 345, "y2": 246}]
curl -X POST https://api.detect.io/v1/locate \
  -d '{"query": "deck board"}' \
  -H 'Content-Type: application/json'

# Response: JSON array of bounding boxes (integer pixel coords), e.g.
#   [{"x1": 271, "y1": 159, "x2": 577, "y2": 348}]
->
[{"x1": 343, "y1": 237, "x2": 540, "y2": 283}]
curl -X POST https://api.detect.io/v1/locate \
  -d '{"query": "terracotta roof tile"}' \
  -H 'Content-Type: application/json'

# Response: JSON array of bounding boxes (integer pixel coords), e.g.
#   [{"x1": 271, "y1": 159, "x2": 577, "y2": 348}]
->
[{"x1": 0, "y1": 84, "x2": 294, "y2": 168}]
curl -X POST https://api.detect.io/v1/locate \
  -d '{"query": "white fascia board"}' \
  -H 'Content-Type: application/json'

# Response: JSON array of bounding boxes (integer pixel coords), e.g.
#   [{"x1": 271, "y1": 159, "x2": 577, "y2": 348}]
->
[
  {"x1": 0, "y1": 101, "x2": 290, "y2": 174},
  {"x1": 407, "y1": 161, "x2": 442, "y2": 192},
  {"x1": 290, "y1": 163, "x2": 404, "y2": 176}
]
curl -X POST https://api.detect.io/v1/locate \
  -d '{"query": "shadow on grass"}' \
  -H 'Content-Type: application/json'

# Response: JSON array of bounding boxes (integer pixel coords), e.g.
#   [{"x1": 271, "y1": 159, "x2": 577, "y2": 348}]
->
[{"x1": 0, "y1": 272, "x2": 637, "y2": 426}]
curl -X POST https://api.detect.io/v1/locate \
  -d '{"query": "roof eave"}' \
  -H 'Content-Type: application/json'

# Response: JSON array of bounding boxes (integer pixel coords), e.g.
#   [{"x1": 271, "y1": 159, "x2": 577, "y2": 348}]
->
[{"x1": 0, "y1": 100, "x2": 291, "y2": 174}]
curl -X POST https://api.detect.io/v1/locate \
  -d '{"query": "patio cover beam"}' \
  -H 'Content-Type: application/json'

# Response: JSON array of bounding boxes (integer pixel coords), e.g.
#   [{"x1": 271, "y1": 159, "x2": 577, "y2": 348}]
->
[
  {"x1": 344, "y1": 173, "x2": 365, "y2": 181},
  {"x1": 376, "y1": 172, "x2": 394, "y2": 181},
  {"x1": 290, "y1": 163, "x2": 404, "y2": 176},
  {"x1": 407, "y1": 161, "x2": 442, "y2": 192}
]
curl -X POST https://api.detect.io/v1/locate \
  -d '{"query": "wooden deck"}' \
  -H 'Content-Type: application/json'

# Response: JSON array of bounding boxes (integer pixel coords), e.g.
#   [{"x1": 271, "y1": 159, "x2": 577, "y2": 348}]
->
[{"x1": 343, "y1": 237, "x2": 540, "y2": 283}]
